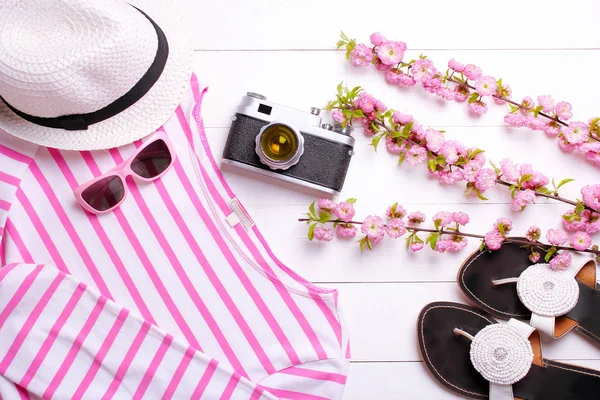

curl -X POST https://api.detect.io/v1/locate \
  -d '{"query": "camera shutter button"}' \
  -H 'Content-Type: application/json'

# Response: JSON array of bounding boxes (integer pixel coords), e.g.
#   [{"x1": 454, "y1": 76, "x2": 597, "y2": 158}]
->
[
  {"x1": 247, "y1": 92, "x2": 267, "y2": 100},
  {"x1": 310, "y1": 107, "x2": 321, "y2": 116}
]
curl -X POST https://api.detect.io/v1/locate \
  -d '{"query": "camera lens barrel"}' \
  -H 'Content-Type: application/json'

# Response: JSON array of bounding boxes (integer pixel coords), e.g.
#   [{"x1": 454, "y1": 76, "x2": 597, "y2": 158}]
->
[{"x1": 255, "y1": 122, "x2": 305, "y2": 170}]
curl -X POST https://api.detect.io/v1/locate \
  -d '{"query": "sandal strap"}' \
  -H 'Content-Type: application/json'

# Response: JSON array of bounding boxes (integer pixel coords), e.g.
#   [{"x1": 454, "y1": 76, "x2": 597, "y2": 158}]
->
[{"x1": 530, "y1": 313, "x2": 556, "y2": 338}]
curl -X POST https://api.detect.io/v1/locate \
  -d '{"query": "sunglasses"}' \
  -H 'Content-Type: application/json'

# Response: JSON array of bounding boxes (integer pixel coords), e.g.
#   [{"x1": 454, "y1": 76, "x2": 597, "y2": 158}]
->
[{"x1": 75, "y1": 133, "x2": 176, "y2": 214}]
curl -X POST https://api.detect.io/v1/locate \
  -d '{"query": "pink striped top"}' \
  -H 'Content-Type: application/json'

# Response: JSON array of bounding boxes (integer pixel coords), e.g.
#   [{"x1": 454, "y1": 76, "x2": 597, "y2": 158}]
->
[{"x1": 0, "y1": 75, "x2": 350, "y2": 399}]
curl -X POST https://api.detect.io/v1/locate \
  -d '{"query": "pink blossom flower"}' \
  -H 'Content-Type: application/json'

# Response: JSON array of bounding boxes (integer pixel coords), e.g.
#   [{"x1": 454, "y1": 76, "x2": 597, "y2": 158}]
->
[
  {"x1": 318, "y1": 199, "x2": 336, "y2": 211},
  {"x1": 462, "y1": 160, "x2": 482, "y2": 182},
  {"x1": 474, "y1": 168, "x2": 497, "y2": 192},
  {"x1": 546, "y1": 228, "x2": 569, "y2": 246},
  {"x1": 374, "y1": 59, "x2": 392, "y2": 71},
  {"x1": 332, "y1": 109, "x2": 345, "y2": 123},
  {"x1": 475, "y1": 76, "x2": 498, "y2": 96},
  {"x1": 511, "y1": 189, "x2": 536, "y2": 211},
  {"x1": 409, "y1": 241, "x2": 424, "y2": 252},
  {"x1": 405, "y1": 146, "x2": 428, "y2": 166},
  {"x1": 370, "y1": 232, "x2": 385, "y2": 246},
  {"x1": 549, "y1": 252, "x2": 572, "y2": 271},
  {"x1": 385, "y1": 136, "x2": 404, "y2": 154},
  {"x1": 408, "y1": 211, "x2": 426, "y2": 225},
  {"x1": 570, "y1": 231, "x2": 592, "y2": 251},
  {"x1": 423, "y1": 78, "x2": 442, "y2": 94},
  {"x1": 411, "y1": 59, "x2": 437, "y2": 82},
  {"x1": 468, "y1": 101, "x2": 488, "y2": 115},
  {"x1": 463, "y1": 64, "x2": 482, "y2": 80},
  {"x1": 392, "y1": 112, "x2": 413, "y2": 125},
  {"x1": 385, "y1": 70, "x2": 404, "y2": 84},
  {"x1": 555, "y1": 101, "x2": 573, "y2": 120},
  {"x1": 336, "y1": 224, "x2": 357, "y2": 239},
  {"x1": 361, "y1": 215, "x2": 385, "y2": 240},
  {"x1": 440, "y1": 141, "x2": 459, "y2": 164},
  {"x1": 377, "y1": 41, "x2": 406, "y2": 65},
  {"x1": 314, "y1": 227, "x2": 334, "y2": 242},
  {"x1": 537, "y1": 95, "x2": 555, "y2": 113},
  {"x1": 520, "y1": 96, "x2": 534, "y2": 112},
  {"x1": 582, "y1": 184, "x2": 600, "y2": 210},
  {"x1": 563, "y1": 121, "x2": 590, "y2": 144},
  {"x1": 525, "y1": 116, "x2": 546, "y2": 131},
  {"x1": 452, "y1": 211, "x2": 470, "y2": 226},
  {"x1": 558, "y1": 135, "x2": 577, "y2": 152},
  {"x1": 562, "y1": 210, "x2": 588, "y2": 232},
  {"x1": 454, "y1": 87, "x2": 469, "y2": 102},
  {"x1": 349, "y1": 44, "x2": 373, "y2": 67},
  {"x1": 448, "y1": 58, "x2": 465, "y2": 72},
  {"x1": 370, "y1": 32, "x2": 386, "y2": 46},
  {"x1": 425, "y1": 129, "x2": 445, "y2": 152},
  {"x1": 585, "y1": 151, "x2": 600, "y2": 166},
  {"x1": 484, "y1": 230, "x2": 504, "y2": 250},
  {"x1": 504, "y1": 113, "x2": 526, "y2": 127},
  {"x1": 544, "y1": 123, "x2": 561, "y2": 137},
  {"x1": 494, "y1": 217, "x2": 513, "y2": 235},
  {"x1": 526, "y1": 226, "x2": 541, "y2": 242},
  {"x1": 433, "y1": 211, "x2": 453, "y2": 227},
  {"x1": 386, "y1": 204, "x2": 407, "y2": 219},
  {"x1": 385, "y1": 218, "x2": 407, "y2": 238},
  {"x1": 438, "y1": 170, "x2": 463, "y2": 185},
  {"x1": 494, "y1": 84, "x2": 512, "y2": 105},
  {"x1": 529, "y1": 252, "x2": 541, "y2": 263},
  {"x1": 523, "y1": 171, "x2": 549, "y2": 189},
  {"x1": 500, "y1": 159, "x2": 520, "y2": 183},
  {"x1": 398, "y1": 73, "x2": 416, "y2": 86},
  {"x1": 355, "y1": 92, "x2": 377, "y2": 113},
  {"x1": 334, "y1": 201, "x2": 355, "y2": 222},
  {"x1": 438, "y1": 88, "x2": 455, "y2": 101}
]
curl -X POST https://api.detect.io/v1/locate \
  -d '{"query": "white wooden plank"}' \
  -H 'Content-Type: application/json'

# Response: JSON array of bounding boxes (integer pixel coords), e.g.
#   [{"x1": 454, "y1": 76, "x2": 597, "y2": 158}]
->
[
  {"x1": 323, "y1": 283, "x2": 600, "y2": 362},
  {"x1": 345, "y1": 359, "x2": 600, "y2": 399},
  {"x1": 183, "y1": 0, "x2": 600, "y2": 50},
  {"x1": 195, "y1": 50, "x2": 600, "y2": 130}
]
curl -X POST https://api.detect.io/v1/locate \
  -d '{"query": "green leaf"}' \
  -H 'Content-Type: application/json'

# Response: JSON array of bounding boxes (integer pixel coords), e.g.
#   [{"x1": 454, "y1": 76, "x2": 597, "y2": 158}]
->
[
  {"x1": 340, "y1": 31, "x2": 349, "y2": 41},
  {"x1": 401, "y1": 121, "x2": 414, "y2": 137},
  {"x1": 359, "y1": 238, "x2": 365, "y2": 253},
  {"x1": 427, "y1": 158, "x2": 437, "y2": 172},
  {"x1": 489, "y1": 160, "x2": 501, "y2": 175},
  {"x1": 318, "y1": 211, "x2": 331, "y2": 224},
  {"x1": 509, "y1": 104, "x2": 520, "y2": 114},
  {"x1": 366, "y1": 236, "x2": 373, "y2": 250},
  {"x1": 390, "y1": 202, "x2": 398, "y2": 216},
  {"x1": 333, "y1": 221, "x2": 339, "y2": 228},
  {"x1": 336, "y1": 40, "x2": 346, "y2": 50},
  {"x1": 371, "y1": 134, "x2": 383, "y2": 152},
  {"x1": 536, "y1": 187, "x2": 553, "y2": 195},
  {"x1": 532, "y1": 105, "x2": 543, "y2": 118},
  {"x1": 575, "y1": 202, "x2": 585, "y2": 214},
  {"x1": 497, "y1": 223, "x2": 506, "y2": 236},
  {"x1": 346, "y1": 198, "x2": 357, "y2": 204},
  {"x1": 474, "y1": 187, "x2": 489, "y2": 201},
  {"x1": 520, "y1": 174, "x2": 532, "y2": 183},
  {"x1": 426, "y1": 233, "x2": 439, "y2": 250},
  {"x1": 309, "y1": 201, "x2": 317, "y2": 218},
  {"x1": 398, "y1": 151, "x2": 407, "y2": 165},
  {"x1": 497, "y1": 78, "x2": 503, "y2": 87},
  {"x1": 308, "y1": 223, "x2": 317, "y2": 241},
  {"x1": 468, "y1": 92, "x2": 479, "y2": 104},
  {"x1": 544, "y1": 247, "x2": 557, "y2": 262},
  {"x1": 556, "y1": 178, "x2": 575, "y2": 189}
]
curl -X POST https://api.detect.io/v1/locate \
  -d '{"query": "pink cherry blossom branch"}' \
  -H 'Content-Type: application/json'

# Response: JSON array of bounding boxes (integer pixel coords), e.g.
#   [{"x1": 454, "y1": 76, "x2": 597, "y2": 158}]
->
[
  {"x1": 326, "y1": 84, "x2": 600, "y2": 234},
  {"x1": 337, "y1": 32, "x2": 600, "y2": 163},
  {"x1": 301, "y1": 199, "x2": 600, "y2": 269}
]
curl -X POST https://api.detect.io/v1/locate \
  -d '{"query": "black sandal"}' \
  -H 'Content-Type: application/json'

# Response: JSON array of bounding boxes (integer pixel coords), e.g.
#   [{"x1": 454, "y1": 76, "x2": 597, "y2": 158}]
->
[
  {"x1": 418, "y1": 302, "x2": 600, "y2": 399},
  {"x1": 457, "y1": 240, "x2": 600, "y2": 344}
]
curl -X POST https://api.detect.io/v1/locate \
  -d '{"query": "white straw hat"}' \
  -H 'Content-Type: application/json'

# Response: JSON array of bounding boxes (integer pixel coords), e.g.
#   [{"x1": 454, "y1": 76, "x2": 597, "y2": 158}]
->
[{"x1": 0, "y1": 0, "x2": 192, "y2": 150}]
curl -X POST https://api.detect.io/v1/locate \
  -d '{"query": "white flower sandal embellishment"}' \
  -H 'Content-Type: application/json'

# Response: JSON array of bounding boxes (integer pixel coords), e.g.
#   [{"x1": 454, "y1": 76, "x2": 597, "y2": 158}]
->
[
  {"x1": 454, "y1": 319, "x2": 535, "y2": 400},
  {"x1": 493, "y1": 263, "x2": 580, "y2": 338}
]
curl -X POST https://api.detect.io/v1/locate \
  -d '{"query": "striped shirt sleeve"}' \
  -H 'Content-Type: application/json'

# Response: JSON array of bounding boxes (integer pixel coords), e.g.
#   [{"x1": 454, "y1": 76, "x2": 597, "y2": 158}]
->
[{"x1": 0, "y1": 134, "x2": 37, "y2": 265}]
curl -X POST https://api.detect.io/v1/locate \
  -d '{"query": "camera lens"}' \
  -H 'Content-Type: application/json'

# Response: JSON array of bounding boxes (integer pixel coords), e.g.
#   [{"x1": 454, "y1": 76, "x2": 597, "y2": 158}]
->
[{"x1": 255, "y1": 123, "x2": 304, "y2": 170}]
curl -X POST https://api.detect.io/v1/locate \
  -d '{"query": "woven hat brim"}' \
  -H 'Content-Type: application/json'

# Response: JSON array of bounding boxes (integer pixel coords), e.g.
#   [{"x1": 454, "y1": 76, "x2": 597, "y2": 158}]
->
[{"x1": 0, "y1": 0, "x2": 193, "y2": 151}]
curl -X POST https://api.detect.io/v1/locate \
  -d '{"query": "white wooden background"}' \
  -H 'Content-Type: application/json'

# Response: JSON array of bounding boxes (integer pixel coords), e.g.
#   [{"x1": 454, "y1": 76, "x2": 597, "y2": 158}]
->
[{"x1": 182, "y1": 1, "x2": 600, "y2": 398}]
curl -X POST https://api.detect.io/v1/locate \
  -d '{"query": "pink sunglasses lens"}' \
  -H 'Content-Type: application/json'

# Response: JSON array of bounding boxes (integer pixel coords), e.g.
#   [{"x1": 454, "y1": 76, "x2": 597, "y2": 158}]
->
[
  {"x1": 130, "y1": 139, "x2": 172, "y2": 179},
  {"x1": 81, "y1": 175, "x2": 125, "y2": 212}
]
